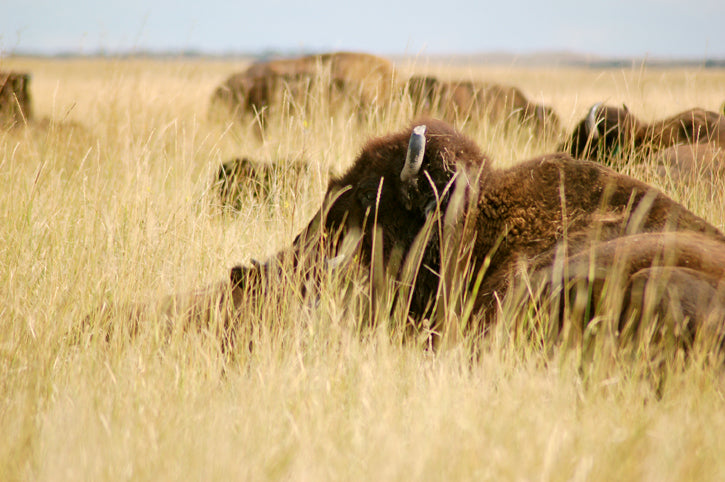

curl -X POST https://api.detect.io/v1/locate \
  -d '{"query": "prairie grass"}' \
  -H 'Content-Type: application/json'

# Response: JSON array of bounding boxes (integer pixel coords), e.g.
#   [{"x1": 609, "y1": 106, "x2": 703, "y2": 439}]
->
[{"x1": 1, "y1": 56, "x2": 725, "y2": 481}]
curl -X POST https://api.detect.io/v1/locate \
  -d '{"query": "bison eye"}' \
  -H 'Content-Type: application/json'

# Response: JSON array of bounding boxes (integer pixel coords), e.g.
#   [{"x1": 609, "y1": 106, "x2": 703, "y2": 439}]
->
[{"x1": 359, "y1": 190, "x2": 378, "y2": 206}]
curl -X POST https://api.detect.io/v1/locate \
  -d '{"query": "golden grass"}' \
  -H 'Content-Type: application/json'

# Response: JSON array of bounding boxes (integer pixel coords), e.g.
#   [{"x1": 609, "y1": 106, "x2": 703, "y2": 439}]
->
[{"x1": 1, "y1": 56, "x2": 725, "y2": 481}]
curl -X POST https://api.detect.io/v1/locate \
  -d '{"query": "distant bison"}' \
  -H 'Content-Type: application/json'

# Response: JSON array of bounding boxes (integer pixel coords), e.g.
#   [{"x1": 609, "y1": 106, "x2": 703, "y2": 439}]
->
[
  {"x1": 215, "y1": 156, "x2": 320, "y2": 210},
  {"x1": 563, "y1": 104, "x2": 725, "y2": 162},
  {"x1": 405, "y1": 75, "x2": 562, "y2": 137},
  {"x1": 0, "y1": 72, "x2": 32, "y2": 127},
  {"x1": 210, "y1": 52, "x2": 395, "y2": 123},
  {"x1": 649, "y1": 142, "x2": 725, "y2": 182},
  {"x1": 232, "y1": 119, "x2": 725, "y2": 349}
]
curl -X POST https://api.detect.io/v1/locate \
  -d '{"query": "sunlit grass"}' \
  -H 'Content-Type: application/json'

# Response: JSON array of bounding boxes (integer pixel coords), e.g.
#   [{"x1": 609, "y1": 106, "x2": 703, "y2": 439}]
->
[{"x1": 1, "y1": 57, "x2": 725, "y2": 480}]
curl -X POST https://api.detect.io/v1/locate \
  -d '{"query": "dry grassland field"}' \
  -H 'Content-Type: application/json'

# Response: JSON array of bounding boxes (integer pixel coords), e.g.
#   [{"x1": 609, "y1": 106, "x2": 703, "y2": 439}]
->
[{"x1": 2, "y1": 56, "x2": 725, "y2": 481}]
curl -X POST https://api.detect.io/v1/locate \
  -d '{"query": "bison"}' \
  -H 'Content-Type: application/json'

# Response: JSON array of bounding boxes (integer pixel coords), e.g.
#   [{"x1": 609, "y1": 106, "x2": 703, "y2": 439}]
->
[
  {"x1": 0, "y1": 72, "x2": 32, "y2": 127},
  {"x1": 562, "y1": 103, "x2": 725, "y2": 163},
  {"x1": 230, "y1": 119, "x2": 725, "y2": 350},
  {"x1": 405, "y1": 75, "x2": 562, "y2": 138},
  {"x1": 649, "y1": 142, "x2": 725, "y2": 183},
  {"x1": 214, "y1": 156, "x2": 325, "y2": 210},
  {"x1": 209, "y1": 52, "x2": 395, "y2": 124},
  {"x1": 524, "y1": 231, "x2": 725, "y2": 351}
]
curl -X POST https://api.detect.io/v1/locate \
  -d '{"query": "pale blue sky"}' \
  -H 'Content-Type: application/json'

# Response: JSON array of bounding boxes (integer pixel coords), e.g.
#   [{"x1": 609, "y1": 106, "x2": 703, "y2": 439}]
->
[{"x1": 3, "y1": 0, "x2": 724, "y2": 58}]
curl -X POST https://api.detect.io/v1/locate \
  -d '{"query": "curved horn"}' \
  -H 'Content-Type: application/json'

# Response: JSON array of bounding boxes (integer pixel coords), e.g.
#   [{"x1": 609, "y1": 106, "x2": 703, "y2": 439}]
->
[
  {"x1": 400, "y1": 125, "x2": 427, "y2": 183},
  {"x1": 586, "y1": 103, "x2": 602, "y2": 140},
  {"x1": 534, "y1": 104, "x2": 546, "y2": 121},
  {"x1": 325, "y1": 254, "x2": 347, "y2": 270}
]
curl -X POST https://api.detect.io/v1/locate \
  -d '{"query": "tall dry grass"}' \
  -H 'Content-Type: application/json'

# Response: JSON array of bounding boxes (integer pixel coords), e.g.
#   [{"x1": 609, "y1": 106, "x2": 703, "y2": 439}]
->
[{"x1": 1, "y1": 56, "x2": 725, "y2": 481}]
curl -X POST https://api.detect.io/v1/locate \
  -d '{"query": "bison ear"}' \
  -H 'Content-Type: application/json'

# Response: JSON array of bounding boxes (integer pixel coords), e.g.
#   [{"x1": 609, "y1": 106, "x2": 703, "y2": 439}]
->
[
  {"x1": 534, "y1": 104, "x2": 545, "y2": 121},
  {"x1": 230, "y1": 265, "x2": 246, "y2": 288},
  {"x1": 230, "y1": 261, "x2": 264, "y2": 290},
  {"x1": 399, "y1": 125, "x2": 427, "y2": 210}
]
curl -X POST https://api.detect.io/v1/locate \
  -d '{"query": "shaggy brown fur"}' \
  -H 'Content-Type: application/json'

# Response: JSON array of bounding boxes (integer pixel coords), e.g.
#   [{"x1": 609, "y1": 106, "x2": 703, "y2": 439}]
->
[
  {"x1": 563, "y1": 104, "x2": 725, "y2": 162},
  {"x1": 406, "y1": 75, "x2": 562, "y2": 137},
  {"x1": 532, "y1": 231, "x2": 725, "y2": 351},
  {"x1": 0, "y1": 72, "x2": 32, "y2": 127},
  {"x1": 233, "y1": 119, "x2": 725, "y2": 346},
  {"x1": 210, "y1": 52, "x2": 394, "y2": 122}
]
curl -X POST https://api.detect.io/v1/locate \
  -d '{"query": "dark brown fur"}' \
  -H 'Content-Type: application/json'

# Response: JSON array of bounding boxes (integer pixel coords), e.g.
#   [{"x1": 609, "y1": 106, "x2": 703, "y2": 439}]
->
[
  {"x1": 406, "y1": 75, "x2": 562, "y2": 137},
  {"x1": 233, "y1": 120, "x2": 725, "y2": 345},
  {"x1": 0, "y1": 72, "x2": 32, "y2": 127},
  {"x1": 534, "y1": 232, "x2": 725, "y2": 351},
  {"x1": 563, "y1": 104, "x2": 725, "y2": 162}
]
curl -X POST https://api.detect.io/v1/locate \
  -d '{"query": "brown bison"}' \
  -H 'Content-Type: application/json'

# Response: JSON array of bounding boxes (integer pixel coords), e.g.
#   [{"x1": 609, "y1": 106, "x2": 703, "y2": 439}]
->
[
  {"x1": 649, "y1": 142, "x2": 725, "y2": 182},
  {"x1": 0, "y1": 72, "x2": 32, "y2": 127},
  {"x1": 230, "y1": 119, "x2": 725, "y2": 350},
  {"x1": 562, "y1": 103, "x2": 725, "y2": 163},
  {"x1": 215, "y1": 156, "x2": 320, "y2": 209},
  {"x1": 524, "y1": 230, "x2": 725, "y2": 352},
  {"x1": 210, "y1": 52, "x2": 395, "y2": 123},
  {"x1": 405, "y1": 75, "x2": 562, "y2": 137}
]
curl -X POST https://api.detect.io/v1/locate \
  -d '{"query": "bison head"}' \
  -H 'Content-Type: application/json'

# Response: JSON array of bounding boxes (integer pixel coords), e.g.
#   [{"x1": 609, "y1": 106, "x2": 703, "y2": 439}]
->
[
  {"x1": 232, "y1": 119, "x2": 489, "y2": 317},
  {"x1": 564, "y1": 103, "x2": 635, "y2": 162},
  {"x1": 309, "y1": 120, "x2": 486, "y2": 267}
]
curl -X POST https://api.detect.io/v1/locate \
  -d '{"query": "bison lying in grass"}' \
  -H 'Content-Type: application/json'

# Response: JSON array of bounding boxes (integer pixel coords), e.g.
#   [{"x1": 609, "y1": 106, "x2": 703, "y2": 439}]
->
[
  {"x1": 209, "y1": 52, "x2": 395, "y2": 125},
  {"x1": 562, "y1": 104, "x2": 725, "y2": 164},
  {"x1": 95, "y1": 120, "x2": 725, "y2": 356},
  {"x1": 649, "y1": 142, "x2": 725, "y2": 183},
  {"x1": 214, "y1": 156, "x2": 320, "y2": 210},
  {"x1": 227, "y1": 119, "x2": 725, "y2": 351},
  {"x1": 406, "y1": 75, "x2": 562, "y2": 138}
]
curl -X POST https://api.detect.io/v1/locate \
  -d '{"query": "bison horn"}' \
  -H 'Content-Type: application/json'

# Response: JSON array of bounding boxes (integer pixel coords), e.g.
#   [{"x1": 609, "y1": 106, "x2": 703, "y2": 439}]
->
[
  {"x1": 325, "y1": 254, "x2": 347, "y2": 269},
  {"x1": 586, "y1": 103, "x2": 602, "y2": 140},
  {"x1": 534, "y1": 105, "x2": 545, "y2": 122},
  {"x1": 400, "y1": 125, "x2": 427, "y2": 184}
]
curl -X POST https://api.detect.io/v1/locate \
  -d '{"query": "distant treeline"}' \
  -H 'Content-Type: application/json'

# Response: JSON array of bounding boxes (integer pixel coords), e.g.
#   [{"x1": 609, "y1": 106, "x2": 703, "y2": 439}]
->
[{"x1": 6, "y1": 49, "x2": 725, "y2": 69}]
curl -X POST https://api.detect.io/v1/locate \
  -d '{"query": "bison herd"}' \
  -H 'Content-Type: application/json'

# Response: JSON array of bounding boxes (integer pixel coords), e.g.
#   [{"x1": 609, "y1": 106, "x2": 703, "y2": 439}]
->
[
  {"x1": 206, "y1": 52, "x2": 725, "y2": 355},
  {"x1": 209, "y1": 52, "x2": 563, "y2": 139},
  {"x1": 7, "y1": 50, "x2": 725, "y2": 358}
]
